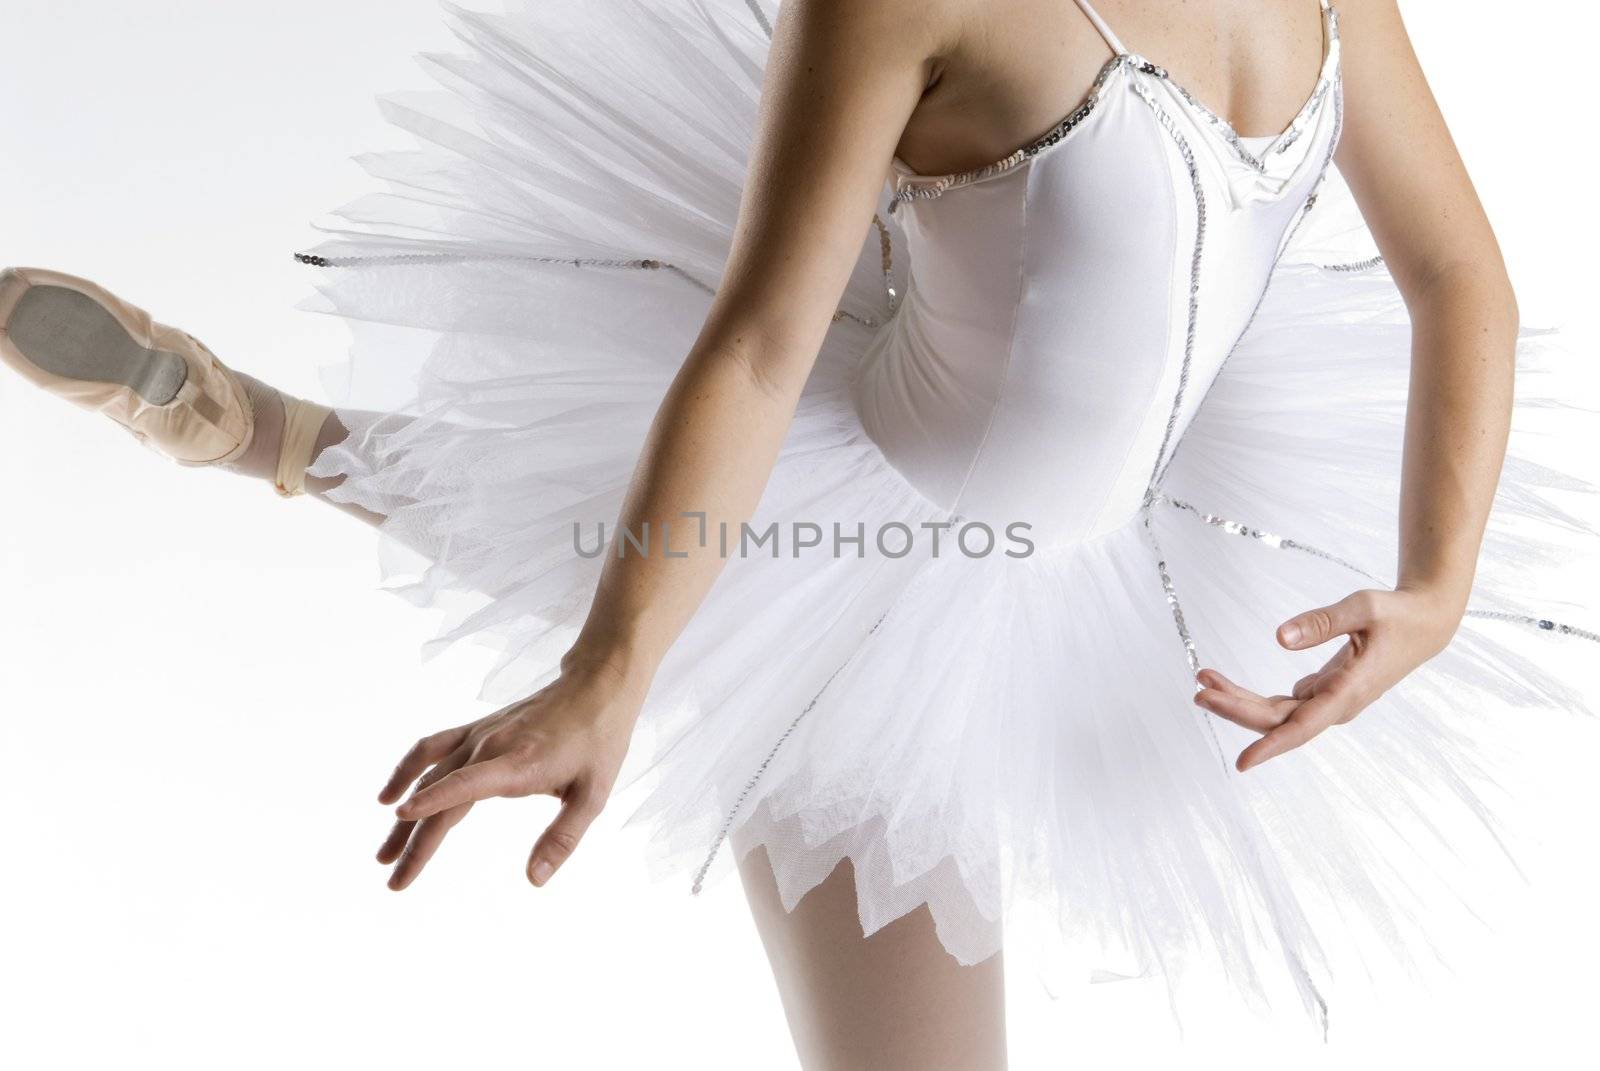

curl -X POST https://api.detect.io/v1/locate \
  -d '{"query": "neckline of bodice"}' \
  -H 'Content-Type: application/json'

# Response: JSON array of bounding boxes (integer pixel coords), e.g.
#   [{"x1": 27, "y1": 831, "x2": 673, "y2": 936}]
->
[
  {"x1": 1127, "y1": 2, "x2": 1340, "y2": 177},
  {"x1": 889, "y1": 3, "x2": 1340, "y2": 211}
]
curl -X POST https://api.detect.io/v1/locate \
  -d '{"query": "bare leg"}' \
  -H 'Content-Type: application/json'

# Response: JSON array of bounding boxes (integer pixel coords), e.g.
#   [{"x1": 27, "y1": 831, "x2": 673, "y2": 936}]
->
[{"x1": 738, "y1": 846, "x2": 1008, "y2": 1071}]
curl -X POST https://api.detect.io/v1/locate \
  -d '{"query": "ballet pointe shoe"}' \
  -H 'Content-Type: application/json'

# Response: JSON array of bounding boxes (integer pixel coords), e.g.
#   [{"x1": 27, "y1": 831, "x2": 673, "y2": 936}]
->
[{"x1": 0, "y1": 266, "x2": 329, "y2": 497}]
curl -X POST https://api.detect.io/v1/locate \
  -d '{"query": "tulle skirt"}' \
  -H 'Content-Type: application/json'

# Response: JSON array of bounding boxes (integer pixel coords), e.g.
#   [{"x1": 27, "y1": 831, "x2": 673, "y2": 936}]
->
[{"x1": 295, "y1": 0, "x2": 1598, "y2": 1026}]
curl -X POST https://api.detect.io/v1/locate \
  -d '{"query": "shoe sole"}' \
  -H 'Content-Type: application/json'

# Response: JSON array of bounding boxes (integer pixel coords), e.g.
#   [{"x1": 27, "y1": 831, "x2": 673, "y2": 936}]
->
[{"x1": 6, "y1": 283, "x2": 189, "y2": 406}]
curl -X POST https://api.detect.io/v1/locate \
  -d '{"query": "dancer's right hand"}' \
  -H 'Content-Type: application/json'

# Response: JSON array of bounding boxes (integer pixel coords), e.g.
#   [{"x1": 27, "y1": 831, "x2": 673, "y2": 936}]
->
[{"x1": 374, "y1": 653, "x2": 646, "y2": 891}]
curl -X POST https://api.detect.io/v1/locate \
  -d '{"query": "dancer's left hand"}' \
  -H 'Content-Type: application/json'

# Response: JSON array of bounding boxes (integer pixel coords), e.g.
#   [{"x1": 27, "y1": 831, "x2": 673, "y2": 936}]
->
[{"x1": 1192, "y1": 587, "x2": 1461, "y2": 772}]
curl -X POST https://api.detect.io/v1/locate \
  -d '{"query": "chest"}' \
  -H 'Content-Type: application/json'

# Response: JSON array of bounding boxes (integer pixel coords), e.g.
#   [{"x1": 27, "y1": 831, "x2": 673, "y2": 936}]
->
[{"x1": 893, "y1": 0, "x2": 1330, "y2": 181}]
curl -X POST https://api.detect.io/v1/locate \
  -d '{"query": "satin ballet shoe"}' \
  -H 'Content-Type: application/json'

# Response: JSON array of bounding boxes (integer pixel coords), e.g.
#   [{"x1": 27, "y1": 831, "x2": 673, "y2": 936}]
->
[{"x1": 0, "y1": 266, "x2": 329, "y2": 497}]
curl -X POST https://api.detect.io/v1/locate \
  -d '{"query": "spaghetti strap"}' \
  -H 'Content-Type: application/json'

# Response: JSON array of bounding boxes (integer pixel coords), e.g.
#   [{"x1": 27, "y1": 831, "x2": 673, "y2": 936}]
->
[
  {"x1": 1071, "y1": 0, "x2": 1127, "y2": 56},
  {"x1": 1074, "y1": 0, "x2": 1330, "y2": 61}
]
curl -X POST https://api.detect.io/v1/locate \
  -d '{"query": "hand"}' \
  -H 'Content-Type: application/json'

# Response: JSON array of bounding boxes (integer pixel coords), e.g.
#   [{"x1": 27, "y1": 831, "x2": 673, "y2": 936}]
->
[
  {"x1": 375, "y1": 654, "x2": 647, "y2": 891},
  {"x1": 1193, "y1": 587, "x2": 1462, "y2": 773}
]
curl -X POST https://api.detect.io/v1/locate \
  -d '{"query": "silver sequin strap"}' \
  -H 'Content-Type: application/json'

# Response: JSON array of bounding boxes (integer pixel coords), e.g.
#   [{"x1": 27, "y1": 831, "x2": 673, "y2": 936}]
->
[
  {"x1": 741, "y1": 0, "x2": 773, "y2": 39},
  {"x1": 1128, "y1": 79, "x2": 1208, "y2": 490},
  {"x1": 888, "y1": 55, "x2": 1121, "y2": 214},
  {"x1": 1155, "y1": 73, "x2": 1345, "y2": 486},
  {"x1": 690, "y1": 606, "x2": 895, "y2": 894},
  {"x1": 294, "y1": 249, "x2": 886, "y2": 329},
  {"x1": 1159, "y1": 495, "x2": 1381, "y2": 581},
  {"x1": 1319, "y1": 255, "x2": 1385, "y2": 273},
  {"x1": 1156, "y1": 493, "x2": 1600, "y2": 643}
]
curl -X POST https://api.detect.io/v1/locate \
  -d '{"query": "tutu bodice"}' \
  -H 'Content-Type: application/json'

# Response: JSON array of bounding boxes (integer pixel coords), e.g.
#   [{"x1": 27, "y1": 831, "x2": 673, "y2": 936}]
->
[{"x1": 859, "y1": 1, "x2": 1341, "y2": 545}]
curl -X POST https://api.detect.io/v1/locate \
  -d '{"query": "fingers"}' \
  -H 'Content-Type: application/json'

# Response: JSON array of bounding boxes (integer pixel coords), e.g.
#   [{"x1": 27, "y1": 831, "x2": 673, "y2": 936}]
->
[
  {"x1": 380, "y1": 725, "x2": 473, "y2": 805},
  {"x1": 376, "y1": 819, "x2": 412, "y2": 866},
  {"x1": 387, "y1": 802, "x2": 473, "y2": 891},
  {"x1": 1203, "y1": 591, "x2": 1385, "y2": 770},
  {"x1": 1194, "y1": 669, "x2": 1298, "y2": 732},
  {"x1": 527, "y1": 787, "x2": 605, "y2": 887},
  {"x1": 398, "y1": 755, "x2": 534, "y2": 821},
  {"x1": 1206, "y1": 650, "x2": 1371, "y2": 770},
  {"x1": 1236, "y1": 693, "x2": 1349, "y2": 772},
  {"x1": 378, "y1": 751, "x2": 467, "y2": 864},
  {"x1": 1290, "y1": 671, "x2": 1321, "y2": 701},
  {"x1": 1290, "y1": 643, "x2": 1354, "y2": 699},
  {"x1": 1193, "y1": 686, "x2": 1295, "y2": 733},
  {"x1": 1236, "y1": 710, "x2": 1322, "y2": 772},
  {"x1": 1277, "y1": 591, "x2": 1376, "y2": 652},
  {"x1": 1195, "y1": 669, "x2": 1255, "y2": 699}
]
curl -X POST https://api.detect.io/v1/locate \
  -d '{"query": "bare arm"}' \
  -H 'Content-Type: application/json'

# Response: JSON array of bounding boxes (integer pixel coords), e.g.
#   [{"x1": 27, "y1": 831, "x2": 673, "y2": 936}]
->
[
  {"x1": 376, "y1": 0, "x2": 942, "y2": 888},
  {"x1": 567, "y1": 0, "x2": 936, "y2": 686},
  {"x1": 1196, "y1": 0, "x2": 1518, "y2": 771},
  {"x1": 1338, "y1": 0, "x2": 1517, "y2": 611}
]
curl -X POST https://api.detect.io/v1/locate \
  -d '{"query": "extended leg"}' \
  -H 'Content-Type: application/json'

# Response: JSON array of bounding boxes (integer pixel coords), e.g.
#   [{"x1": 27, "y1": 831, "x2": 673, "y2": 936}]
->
[
  {"x1": 0, "y1": 266, "x2": 395, "y2": 528},
  {"x1": 738, "y1": 846, "x2": 1008, "y2": 1071},
  {"x1": 227, "y1": 370, "x2": 388, "y2": 526}
]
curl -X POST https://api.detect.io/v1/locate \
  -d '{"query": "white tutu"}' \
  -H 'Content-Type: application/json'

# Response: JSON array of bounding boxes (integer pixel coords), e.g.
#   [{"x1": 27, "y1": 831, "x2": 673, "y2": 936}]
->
[{"x1": 296, "y1": 0, "x2": 1598, "y2": 1025}]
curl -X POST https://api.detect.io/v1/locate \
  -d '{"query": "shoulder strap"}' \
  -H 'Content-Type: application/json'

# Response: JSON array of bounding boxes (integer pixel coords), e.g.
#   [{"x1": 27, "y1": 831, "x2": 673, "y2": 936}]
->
[{"x1": 1071, "y1": 0, "x2": 1127, "y2": 55}]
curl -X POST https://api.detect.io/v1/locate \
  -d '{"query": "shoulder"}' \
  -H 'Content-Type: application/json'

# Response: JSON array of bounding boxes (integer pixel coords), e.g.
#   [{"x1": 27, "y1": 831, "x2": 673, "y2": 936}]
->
[
  {"x1": 1327, "y1": 0, "x2": 1408, "y2": 51},
  {"x1": 770, "y1": 0, "x2": 966, "y2": 70}
]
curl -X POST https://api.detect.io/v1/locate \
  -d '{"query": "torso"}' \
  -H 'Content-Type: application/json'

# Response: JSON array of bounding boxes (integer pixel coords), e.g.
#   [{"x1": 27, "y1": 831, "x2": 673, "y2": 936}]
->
[
  {"x1": 894, "y1": 0, "x2": 1334, "y2": 179},
  {"x1": 855, "y1": 0, "x2": 1344, "y2": 547}
]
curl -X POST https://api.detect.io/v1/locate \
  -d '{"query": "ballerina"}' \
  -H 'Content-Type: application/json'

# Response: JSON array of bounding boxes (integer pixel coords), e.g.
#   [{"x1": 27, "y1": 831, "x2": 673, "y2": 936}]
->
[{"x1": 4, "y1": 0, "x2": 1595, "y2": 1064}]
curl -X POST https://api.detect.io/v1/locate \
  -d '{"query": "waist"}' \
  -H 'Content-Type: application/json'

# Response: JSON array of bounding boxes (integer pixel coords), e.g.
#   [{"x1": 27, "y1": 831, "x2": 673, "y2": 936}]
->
[{"x1": 851, "y1": 319, "x2": 1181, "y2": 548}]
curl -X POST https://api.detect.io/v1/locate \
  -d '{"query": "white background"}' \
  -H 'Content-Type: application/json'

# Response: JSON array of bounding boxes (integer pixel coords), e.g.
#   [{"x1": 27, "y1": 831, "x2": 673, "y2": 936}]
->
[{"x1": 2, "y1": 2, "x2": 1597, "y2": 1068}]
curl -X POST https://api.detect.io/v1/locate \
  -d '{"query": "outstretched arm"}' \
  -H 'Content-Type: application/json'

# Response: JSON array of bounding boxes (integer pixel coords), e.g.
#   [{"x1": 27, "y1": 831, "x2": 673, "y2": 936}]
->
[
  {"x1": 375, "y1": 0, "x2": 943, "y2": 889},
  {"x1": 1195, "y1": 0, "x2": 1518, "y2": 771}
]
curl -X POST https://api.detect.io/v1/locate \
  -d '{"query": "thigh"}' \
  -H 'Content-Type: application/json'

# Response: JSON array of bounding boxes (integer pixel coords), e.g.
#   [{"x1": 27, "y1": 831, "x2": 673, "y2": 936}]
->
[{"x1": 737, "y1": 845, "x2": 1008, "y2": 1071}]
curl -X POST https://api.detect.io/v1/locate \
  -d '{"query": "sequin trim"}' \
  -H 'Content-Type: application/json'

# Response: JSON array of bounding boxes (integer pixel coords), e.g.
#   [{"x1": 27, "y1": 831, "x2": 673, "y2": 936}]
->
[
  {"x1": 1320, "y1": 255, "x2": 1385, "y2": 273},
  {"x1": 294, "y1": 249, "x2": 709, "y2": 286},
  {"x1": 1156, "y1": 493, "x2": 1600, "y2": 643},
  {"x1": 889, "y1": 2, "x2": 1341, "y2": 213},
  {"x1": 1128, "y1": 3, "x2": 1340, "y2": 175},
  {"x1": 1129, "y1": 81, "x2": 1208, "y2": 494},
  {"x1": 690, "y1": 608, "x2": 893, "y2": 894},
  {"x1": 294, "y1": 249, "x2": 885, "y2": 328},
  {"x1": 1143, "y1": 509, "x2": 1202, "y2": 678},
  {"x1": 888, "y1": 53, "x2": 1124, "y2": 214},
  {"x1": 1156, "y1": 76, "x2": 1344, "y2": 485},
  {"x1": 871, "y1": 214, "x2": 901, "y2": 312},
  {"x1": 1462, "y1": 610, "x2": 1600, "y2": 644},
  {"x1": 741, "y1": 0, "x2": 772, "y2": 39},
  {"x1": 1160, "y1": 494, "x2": 1381, "y2": 580}
]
